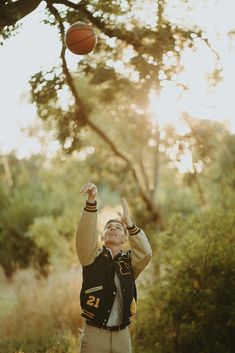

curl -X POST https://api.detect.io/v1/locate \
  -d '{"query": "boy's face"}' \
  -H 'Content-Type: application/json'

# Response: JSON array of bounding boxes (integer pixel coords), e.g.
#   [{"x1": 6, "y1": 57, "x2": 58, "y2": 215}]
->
[{"x1": 103, "y1": 221, "x2": 127, "y2": 247}]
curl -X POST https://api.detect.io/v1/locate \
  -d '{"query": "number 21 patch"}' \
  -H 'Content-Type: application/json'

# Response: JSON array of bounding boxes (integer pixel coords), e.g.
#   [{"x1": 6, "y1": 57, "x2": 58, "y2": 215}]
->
[{"x1": 86, "y1": 295, "x2": 100, "y2": 308}]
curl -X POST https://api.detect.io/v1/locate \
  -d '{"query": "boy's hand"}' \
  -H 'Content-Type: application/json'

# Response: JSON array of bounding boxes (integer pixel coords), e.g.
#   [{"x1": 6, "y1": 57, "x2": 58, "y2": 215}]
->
[
  {"x1": 80, "y1": 182, "x2": 97, "y2": 202},
  {"x1": 118, "y1": 197, "x2": 133, "y2": 227}
]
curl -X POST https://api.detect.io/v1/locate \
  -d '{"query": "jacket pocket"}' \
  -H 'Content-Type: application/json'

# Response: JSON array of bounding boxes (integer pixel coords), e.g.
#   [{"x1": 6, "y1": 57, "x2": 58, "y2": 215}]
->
[{"x1": 85, "y1": 285, "x2": 103, "y2": 294}]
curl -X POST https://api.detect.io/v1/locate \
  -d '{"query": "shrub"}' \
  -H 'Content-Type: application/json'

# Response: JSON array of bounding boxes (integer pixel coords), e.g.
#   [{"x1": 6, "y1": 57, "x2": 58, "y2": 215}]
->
[{"x1": 133, "y1": 209, "x2": 235, "y2": 353}]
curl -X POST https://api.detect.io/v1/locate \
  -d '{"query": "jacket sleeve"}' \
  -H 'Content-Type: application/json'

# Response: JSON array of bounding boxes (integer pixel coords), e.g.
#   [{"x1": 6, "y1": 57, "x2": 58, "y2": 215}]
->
[
  {"x1": 128, "y1": 224, "x2": 152, "y2": 280},
  {"x1": 75, "y1": 201, "x2": 100, "y2": 266}
]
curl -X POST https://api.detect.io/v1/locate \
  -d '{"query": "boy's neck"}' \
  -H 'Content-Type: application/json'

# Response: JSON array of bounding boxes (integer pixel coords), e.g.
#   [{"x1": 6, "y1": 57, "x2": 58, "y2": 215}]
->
[{"x1": 105, "y1": 245, "x2": 122, "y2": 258}]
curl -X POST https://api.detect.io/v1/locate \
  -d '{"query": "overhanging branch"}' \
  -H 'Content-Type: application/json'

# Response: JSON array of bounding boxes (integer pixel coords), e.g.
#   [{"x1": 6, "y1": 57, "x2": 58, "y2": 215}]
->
[
  {"x1": 0, "y1": 0, "x2": 42, "y2": 29},
  {"x1": 51, "y1": 0, "x2": 219, "y2": 63},
  {"x1": 46, "y1": 2, "x2": 163, "y2": 226},
  {"x1": 50, "y1": 0, "x2": 142, "y2": 51}
]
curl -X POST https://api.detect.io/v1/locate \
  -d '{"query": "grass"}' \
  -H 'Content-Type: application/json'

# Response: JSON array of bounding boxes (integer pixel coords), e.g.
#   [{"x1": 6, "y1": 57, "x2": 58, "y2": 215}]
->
[
  {"x1": 0, "y1": 268, "x2": 83, "y2": 353},
  {"x1": 0, "y1": 271, "x2": 17, "y2": 318},
  {"x1": 0, "y1": 296, "x2": 16, "y2": 318}
]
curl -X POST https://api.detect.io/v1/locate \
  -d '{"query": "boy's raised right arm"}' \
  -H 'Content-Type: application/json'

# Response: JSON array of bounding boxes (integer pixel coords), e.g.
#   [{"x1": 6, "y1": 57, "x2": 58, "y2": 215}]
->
[{"x1": 76, "y1": 182, "x2": 99, "y2": 266}]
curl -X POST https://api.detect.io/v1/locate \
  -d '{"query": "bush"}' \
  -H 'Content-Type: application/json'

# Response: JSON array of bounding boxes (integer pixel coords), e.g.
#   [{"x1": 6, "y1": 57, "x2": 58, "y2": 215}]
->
[{"x1": 133, "y1": 209, "x2": 235, "y2": 353}]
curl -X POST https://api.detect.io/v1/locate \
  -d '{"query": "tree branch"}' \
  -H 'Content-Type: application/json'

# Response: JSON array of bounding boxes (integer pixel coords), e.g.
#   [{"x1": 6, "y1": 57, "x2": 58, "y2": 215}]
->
[
  {"x1": 192, "y1": 164, "x2": 207, "y2": 207},
  {"x1": 52, "y1": 0, "x2": 218, "y2": 62},
  {"x1": 47, "y1": 1, "x2": 88, "y2": 126},
  {"x1": 46, "y1": 2, "x2": 163, "y2": 227},
  {"x1": 182, "y1": 114, "x2": 208, "y2": 207},
  {"x1": 139, "y1": 157, "x2": 151, "y2": 193},
  {"x1": 51, "y1": 0, "x2": 143, "y2": 50},
  {"x1": 0, "y1": 0, "x2": 42, "y2": 29},
  {"x1": 152, "y1": 128, "x2": 160, "y2": 201}
]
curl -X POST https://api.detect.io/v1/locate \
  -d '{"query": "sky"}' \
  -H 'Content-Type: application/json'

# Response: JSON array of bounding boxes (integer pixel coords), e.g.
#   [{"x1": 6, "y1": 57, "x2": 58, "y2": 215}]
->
[
  {"x1": 0, "y1": 3, "x2": 78, "y2": 157},
  {"x1": 0, "y1": 0, "x2": 235, "y2": 159}
]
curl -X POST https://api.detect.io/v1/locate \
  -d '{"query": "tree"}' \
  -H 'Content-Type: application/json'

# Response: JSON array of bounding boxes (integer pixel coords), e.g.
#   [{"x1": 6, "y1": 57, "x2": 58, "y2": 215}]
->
[
  {"x1": 1, "y1": 1, "x2": 220, "y2": 229},
  {"x1": 0, "y1": 153, "x2": 88, "y2": 277}
]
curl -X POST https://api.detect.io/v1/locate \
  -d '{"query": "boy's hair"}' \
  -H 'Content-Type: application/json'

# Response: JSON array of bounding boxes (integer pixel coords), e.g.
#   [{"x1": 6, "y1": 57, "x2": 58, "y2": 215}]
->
[{"x1": 104, "y1": 219, "x2": 128, "y2": 236}]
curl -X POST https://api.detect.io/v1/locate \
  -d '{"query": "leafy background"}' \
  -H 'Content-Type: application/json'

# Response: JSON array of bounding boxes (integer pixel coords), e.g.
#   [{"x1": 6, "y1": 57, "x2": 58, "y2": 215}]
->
[{"x1": 0, "y1": 1, "x2": 235, "y2": 352}]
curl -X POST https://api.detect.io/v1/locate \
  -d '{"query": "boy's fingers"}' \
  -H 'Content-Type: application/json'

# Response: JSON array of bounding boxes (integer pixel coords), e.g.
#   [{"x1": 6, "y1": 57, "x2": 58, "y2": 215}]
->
[
  {"x1": 80, "y1": 184, "x2": 85, "y2": 192},
  {"x1": 91, "y1": 188, "x2": 97, "y2": 196},
  {"x1": 90, "y1": 185, "x2": 97, "y2": 196},
  {"x1": 80, "y1": 183, "x2": 92, "y2": 193},
  {"x1": 87, "y1": 183, "x2": 96, "y2": 191},
  {"x1": 80, "y1": 186, "x2": 86, "y2": 193}
]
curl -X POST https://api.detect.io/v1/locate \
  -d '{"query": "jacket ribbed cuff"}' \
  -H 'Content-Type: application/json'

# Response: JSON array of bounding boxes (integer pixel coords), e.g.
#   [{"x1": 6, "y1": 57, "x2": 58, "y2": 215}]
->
[
  {"x1": 126, "y1": 223, "x2": 140, "y2": 236},
  {"x1": 84, "y1": 200, "x2": 97, "y2": 213}
]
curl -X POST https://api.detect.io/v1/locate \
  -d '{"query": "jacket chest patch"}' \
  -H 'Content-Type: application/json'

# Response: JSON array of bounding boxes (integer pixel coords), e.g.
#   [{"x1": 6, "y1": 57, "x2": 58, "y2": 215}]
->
[{"x1": 115, "y1": 260, "x2": 132, "y2": 276}]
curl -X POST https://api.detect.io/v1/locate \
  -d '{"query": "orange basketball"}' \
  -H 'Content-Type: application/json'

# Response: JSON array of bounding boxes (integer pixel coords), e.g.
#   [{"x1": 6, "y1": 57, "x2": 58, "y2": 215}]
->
[{"x1": 65, "y1": 22, "x2": 97, "y2": 55}]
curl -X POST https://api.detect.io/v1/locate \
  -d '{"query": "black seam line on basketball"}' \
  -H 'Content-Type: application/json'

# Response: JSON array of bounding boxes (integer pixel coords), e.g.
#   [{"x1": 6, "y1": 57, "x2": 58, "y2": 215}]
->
[
  {"x1": 77, "y1": 39, "x2": 97, "y2": 55},
  {"x1": 69, "y1": 42, "x2": 94, "y2": 55},
  {"x1": 81, "y1": 40, "x2": 96, "y2": 54},
  {"x1": 67, "y1": 28, "x2": 95, "y2": 36},
  {"x1": 70, "y1": 33, "x2": 95, "y2": 47}
]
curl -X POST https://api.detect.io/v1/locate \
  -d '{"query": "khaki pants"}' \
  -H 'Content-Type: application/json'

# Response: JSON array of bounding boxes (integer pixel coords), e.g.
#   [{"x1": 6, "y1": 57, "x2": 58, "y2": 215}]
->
[{"x1": 80, "y1": 323, "x2": 132, "y2": 353}]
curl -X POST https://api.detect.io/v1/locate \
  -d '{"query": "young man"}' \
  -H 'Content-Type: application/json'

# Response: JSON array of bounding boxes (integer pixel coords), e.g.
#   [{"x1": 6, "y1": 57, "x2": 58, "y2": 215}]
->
[{"x1": 76, "y1": 182, "x2": 152, "y2": 353}]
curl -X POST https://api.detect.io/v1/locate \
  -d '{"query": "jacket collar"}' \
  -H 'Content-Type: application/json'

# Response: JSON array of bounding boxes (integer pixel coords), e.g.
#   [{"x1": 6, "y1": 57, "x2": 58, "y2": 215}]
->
[{"x1": 103, "y1": 245, "x2": 123, "y2": 260}]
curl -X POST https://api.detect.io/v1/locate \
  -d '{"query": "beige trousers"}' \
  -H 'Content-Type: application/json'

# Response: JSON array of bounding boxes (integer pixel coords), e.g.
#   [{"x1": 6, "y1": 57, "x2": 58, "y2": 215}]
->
[{"x1": 79, "y1": 323, "x2": 132, "y2": 353}]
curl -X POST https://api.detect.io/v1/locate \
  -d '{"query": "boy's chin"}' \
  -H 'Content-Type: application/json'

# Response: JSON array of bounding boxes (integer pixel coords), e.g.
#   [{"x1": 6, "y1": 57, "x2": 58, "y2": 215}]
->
[{"x1": 105, "y1": 239, "x2": 120, "y2": 246}]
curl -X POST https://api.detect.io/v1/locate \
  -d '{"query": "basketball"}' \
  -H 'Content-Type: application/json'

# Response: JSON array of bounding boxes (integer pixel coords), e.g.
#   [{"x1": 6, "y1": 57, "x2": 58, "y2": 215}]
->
[{"x1": 65, "y1": 22, "x2": 97, "y2": 55}]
